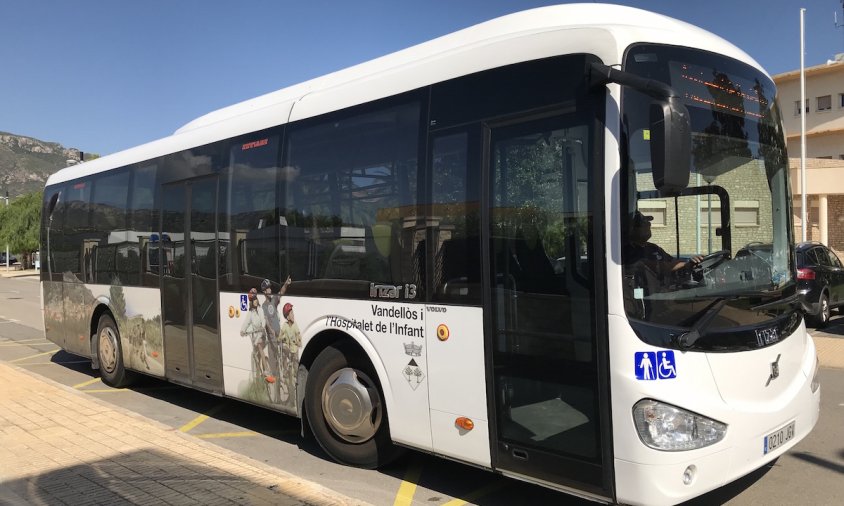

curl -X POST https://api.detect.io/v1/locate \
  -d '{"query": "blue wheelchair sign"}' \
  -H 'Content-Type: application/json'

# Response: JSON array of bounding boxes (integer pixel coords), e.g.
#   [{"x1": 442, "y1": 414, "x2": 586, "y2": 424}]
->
[
  {"x1": 240, "y1": 294, "x2": 248, "y2": 311},
  {"x1": 635, "y1": 350, "x2": 677, "y2": 380}
]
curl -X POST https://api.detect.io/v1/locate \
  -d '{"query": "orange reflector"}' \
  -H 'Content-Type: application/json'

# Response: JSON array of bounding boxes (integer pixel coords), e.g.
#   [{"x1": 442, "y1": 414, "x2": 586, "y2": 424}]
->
[
  {"x1": 455, "y1": 417, "x2": 474, "y2": 431},
  {"x1": 437, "y1": 324, "x2": 450, "y2": 341}
]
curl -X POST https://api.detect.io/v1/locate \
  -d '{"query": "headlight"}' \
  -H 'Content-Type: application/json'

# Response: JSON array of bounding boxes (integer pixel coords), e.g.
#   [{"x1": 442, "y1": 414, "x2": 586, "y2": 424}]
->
[
  {"x1": 633, "y1": 399, "x2": 727, "y2": 451},
  {"x1": 811, "y1": 356, "x2": 821, "y2": 393}
]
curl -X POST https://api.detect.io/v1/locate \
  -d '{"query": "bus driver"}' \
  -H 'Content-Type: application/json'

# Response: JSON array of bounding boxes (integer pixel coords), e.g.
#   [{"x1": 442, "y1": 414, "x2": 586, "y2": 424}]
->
[{"x1": 623, "y1": 210, "x2": 701, "y2": 279}]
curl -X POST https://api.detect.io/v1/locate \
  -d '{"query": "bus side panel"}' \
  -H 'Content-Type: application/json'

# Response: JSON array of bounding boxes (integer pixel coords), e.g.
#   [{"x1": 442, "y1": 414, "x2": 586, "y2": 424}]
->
[
  {"x1": 85, "y1": 284, "x2": 166, "y2": 377},
  {"x1": 42, "y1": 281, "x2": 66, "y2": 349},
  {"x1": 219, "y1": 293, "x2": 435, "y2": 452},
  {"x1": 426, "y1": 305, "x2": 490, "y2": 467},
  {"x1": 63, "y1": 279, "x2": 93, "y2": 357}
]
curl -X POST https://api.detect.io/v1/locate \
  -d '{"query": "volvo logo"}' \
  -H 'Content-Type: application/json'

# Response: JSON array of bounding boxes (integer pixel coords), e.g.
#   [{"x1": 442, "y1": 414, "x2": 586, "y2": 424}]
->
[{"x1": 766, "y1": 354, "x2": 781, "y2": 387}]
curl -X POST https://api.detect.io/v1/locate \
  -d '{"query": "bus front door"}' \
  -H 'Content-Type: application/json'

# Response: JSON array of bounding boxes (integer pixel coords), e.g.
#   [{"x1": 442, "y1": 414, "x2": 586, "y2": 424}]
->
[
  {"x1": 161, "y1": 177, "x2": 223, "y2": 393},
  {"x1": 486, "y1": 114, "x2": 610, "y2": 498}
]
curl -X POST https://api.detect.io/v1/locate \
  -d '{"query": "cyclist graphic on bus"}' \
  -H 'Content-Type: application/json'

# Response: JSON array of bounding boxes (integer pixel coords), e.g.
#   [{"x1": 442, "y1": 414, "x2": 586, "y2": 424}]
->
[
  {"x1": 261, "y1": 276, "x2": 292, "y2": 404},
  {"x1": 240, "y1": 288, "x2": 269, "y2": 385},
  {"x1": 279, "y1": 301, "x2": 301, "y2": 408}
]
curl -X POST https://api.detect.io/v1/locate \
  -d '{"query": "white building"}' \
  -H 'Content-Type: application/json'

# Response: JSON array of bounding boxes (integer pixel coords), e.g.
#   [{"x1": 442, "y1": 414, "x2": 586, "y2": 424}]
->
[{"x1": 773, "y1": 54, "x2": 844, "y2": 251}]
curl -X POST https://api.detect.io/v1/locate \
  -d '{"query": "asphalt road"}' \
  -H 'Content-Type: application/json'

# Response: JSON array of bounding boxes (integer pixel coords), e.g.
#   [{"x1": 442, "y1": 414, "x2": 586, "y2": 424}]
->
[{"x1": 1, "y1": 275, "x2": 842, "y2": 506}]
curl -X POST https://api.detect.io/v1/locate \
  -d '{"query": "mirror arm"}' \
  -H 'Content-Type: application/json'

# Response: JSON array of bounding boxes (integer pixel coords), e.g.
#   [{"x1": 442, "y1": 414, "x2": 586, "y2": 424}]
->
[{"x1": 589, "y1": 62, "x2": 678, "y2": 99}]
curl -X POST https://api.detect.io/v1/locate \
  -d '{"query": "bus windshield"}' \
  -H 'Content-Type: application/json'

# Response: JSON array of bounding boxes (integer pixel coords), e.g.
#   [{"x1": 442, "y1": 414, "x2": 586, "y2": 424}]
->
[{"x1": 621, "y1": 44, "x2": 799, "y2": 351}]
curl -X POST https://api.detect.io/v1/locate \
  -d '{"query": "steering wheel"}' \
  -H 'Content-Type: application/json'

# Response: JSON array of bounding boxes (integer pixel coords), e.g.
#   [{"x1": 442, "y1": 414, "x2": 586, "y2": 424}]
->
[{"x1": 690, "y1": 249, "x2": 731, "y2": 275}]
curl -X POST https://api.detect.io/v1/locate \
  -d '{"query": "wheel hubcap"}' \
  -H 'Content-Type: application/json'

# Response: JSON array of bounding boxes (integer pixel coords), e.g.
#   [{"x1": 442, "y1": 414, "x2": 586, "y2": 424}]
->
[
  {"x1": 99, "y1": 327, "x2": 117, "y2": 373},
  {"x1": 321, "y1": 368, "x2": 382, "y2": 443}
]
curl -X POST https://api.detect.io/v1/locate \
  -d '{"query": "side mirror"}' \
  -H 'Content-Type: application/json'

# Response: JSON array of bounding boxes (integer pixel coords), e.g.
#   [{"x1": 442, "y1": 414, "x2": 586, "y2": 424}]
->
[
  {"x1": 589, "y1": 62, "x2": 692, "y2": 195},
  {"x1": 650, "y1": 98, "x2": 691, "y2": 195}
]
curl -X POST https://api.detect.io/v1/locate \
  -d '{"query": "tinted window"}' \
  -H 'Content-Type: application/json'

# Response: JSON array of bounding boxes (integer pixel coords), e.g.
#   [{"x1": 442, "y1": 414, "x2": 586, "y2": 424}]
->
[
  {"x1": 91, "y1": 171, "x2": 129, "y2": 231},
  {"x1": 42, "y1": 186, "x2": 66, "y2": 282},
  {"x1": 61, "y1": 180, "x2": 92, "y2": 278},
  {"x1": 828, "y1": 248, "x2": 843, "y2": 268},
  {"x1": 283, "y1": 101, "x2": 421, "y2": 298},
  {"x1": 219, "y1": 132, "x2": 281, "y2": 292},
  {"x1": 91, "y1": 170, "x2": 130, "y2": 284},
  {"x1": 129, "y1": 164, "x2": 158, "y2": 287},
  {"x1": 430, "y1": 55, "x2": 591, "y2": 129},
  {"x1": 810, "y1": 248, "x2": 829, "y2": 267},
  {"x1": 430, "y1": 131, "x2": 481, "y2": 304}
]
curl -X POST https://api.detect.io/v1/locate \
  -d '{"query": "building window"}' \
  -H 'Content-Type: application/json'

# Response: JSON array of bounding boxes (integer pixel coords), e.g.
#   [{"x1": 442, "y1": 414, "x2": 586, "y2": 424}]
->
[
  {"x1": 734, "y1": 200, "x2": 760, "y2": 227},
  {"x1": 839, "y1": 93, "x2": 844, "y2": 108},
  {"x1": 794, "y1": 99, "x2": 809, "y2": 115},
  {"x1": 817, "y1": 95, "x2": 832, "y2": 111},
  {"x1": 699, "y1": 199, "x2": 722, "y2": 227},
  {"x1": 818, "y1": 156, "x2": 833, "y2": 160}
]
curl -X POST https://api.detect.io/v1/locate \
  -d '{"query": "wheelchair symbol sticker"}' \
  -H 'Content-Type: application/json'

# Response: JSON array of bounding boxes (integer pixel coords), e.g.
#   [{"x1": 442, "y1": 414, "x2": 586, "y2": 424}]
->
[
  {"x1": 635, "y1": 351, "x2": 677, "y2": 380},
  {"x1": 240, "y1": 294, "x2": 248, "y2": 312}
]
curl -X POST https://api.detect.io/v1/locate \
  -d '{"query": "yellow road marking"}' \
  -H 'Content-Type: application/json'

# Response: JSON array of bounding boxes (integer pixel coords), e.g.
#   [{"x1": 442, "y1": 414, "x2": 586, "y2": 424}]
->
[
  {"x1": 0, "y1": 338, "x2": 52, "y2": 346},
  {"x1": 9, "y1": 350, "x2": 58, "y2": 363},
  {"x1": 73, "y1": 377, "x2": 103, "y2": 389},
  {"x1": 197, "y1": 429, "x2": 297, "y2": 439},
  {"x1": 197, "y1": 431, "x2": 258, "y2": 439},
  {"x1": 179, "y1": 403, "x2": 226, "y2": 433},
  {"x1": 441, "y1": 481, "x2": 508, "y2": 506},
  {"x1": 81, "y1": 386, "x2": 179, "y2": 394},
  {"x1": 393, "y1": 458, "x2": 424, "y2": 506},
  {"x1": 20, "y1": 361, "x2": 89, "y2": 366}
]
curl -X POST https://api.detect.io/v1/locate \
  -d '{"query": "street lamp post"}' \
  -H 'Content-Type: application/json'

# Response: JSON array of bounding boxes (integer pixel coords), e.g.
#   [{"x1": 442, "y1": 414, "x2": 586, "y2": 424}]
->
[{"x1": 3, "y1": 191, "x2": 8, "y2": 271}]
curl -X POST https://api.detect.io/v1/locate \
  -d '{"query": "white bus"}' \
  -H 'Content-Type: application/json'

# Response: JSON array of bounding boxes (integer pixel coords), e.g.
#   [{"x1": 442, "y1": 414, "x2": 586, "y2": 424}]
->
[{"x1": 40, "y1": 5, "x2": 820, "y2": 505}]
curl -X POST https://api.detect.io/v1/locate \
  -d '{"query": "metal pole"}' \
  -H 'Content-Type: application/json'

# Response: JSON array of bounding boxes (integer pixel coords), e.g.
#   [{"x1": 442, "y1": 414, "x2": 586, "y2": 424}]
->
[
  {"x1": 4, "y1": 192, "x2": 8, "y2": 271},
  {"x1": 800, "y1": 7, "x2": 808, "y2": 242}
]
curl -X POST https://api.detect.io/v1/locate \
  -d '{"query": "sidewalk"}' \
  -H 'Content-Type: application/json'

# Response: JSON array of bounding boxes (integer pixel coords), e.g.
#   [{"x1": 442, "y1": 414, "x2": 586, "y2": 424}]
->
[
  {"x1": 0, "y1": 267, "x2": 38, "y2": 278},
  {"x1": 0, "y1": 362, "x2": 369, "y2": 506}
]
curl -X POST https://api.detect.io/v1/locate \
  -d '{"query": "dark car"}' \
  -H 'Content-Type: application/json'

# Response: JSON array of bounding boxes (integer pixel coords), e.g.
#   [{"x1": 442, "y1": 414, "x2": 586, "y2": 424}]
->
[
  {"x1": 0, "y1": 253, "x2": 17, "y2": 265},
  {"x1": 796, "y1": 241, "x2": 844, "y2": 328}
]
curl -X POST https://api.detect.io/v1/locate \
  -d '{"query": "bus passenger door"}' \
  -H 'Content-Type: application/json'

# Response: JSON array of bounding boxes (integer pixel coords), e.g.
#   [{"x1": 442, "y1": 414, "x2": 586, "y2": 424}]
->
[
  {"x1": 161, "y1": 177, "x2": 223, "y2": 393},
  {"x1": 486, "y1": 113, "x2": 610, "y2": 497}
]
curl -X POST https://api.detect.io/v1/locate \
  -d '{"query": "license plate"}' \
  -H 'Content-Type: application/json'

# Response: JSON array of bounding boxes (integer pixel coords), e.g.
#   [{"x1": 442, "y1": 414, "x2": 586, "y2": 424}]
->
[{"x1": 764, "y1": 421, "x2": 795, "y2": 454}]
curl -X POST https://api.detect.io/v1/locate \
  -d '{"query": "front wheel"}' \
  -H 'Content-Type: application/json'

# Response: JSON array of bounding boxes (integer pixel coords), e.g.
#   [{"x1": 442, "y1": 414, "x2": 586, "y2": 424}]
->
[
  {"x1": 97, "y1": 314, "x2": 136, "y2": 388},
  {"x1": 305, "y1": 343, "x2": 403, "y2": 468}
]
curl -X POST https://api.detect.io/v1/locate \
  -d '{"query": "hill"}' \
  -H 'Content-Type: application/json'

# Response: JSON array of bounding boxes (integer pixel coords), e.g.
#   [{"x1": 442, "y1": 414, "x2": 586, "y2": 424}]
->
[{"x1": 0, "y1": 132, "x2": 87, "y2": 197}]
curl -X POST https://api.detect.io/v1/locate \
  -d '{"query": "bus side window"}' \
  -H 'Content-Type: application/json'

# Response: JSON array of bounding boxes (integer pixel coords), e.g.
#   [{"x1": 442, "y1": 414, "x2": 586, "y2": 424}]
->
[
  {"x1": 283, "y1": 100, "x2": 421, "y2": 296},
  {"x1": 430, "y1": 131, "x2": 481, "y2": 304}
]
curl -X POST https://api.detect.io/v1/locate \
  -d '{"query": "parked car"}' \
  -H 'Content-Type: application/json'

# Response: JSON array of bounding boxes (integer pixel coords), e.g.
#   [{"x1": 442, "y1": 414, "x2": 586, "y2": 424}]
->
[
  {"x1": 796, "y1": 241, "x2": 844, "y2": 328},
  {"x1": 0, "y1": 253, "x2": 18, "y2": 265}
]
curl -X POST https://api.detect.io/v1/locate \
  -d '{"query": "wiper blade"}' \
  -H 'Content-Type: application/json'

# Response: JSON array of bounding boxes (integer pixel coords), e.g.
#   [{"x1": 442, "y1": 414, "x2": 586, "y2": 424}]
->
[
  {"x1": 677, "y1": 297, "x2": 730, "y2": 349},
  {"x1": 751, "y1": 293, "x2": 799, "y2": 312}
]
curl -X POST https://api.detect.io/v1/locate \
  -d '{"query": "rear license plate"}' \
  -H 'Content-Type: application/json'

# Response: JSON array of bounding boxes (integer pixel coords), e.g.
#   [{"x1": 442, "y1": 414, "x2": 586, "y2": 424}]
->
[{"x1": 764, "y1": 421, "x2": 795, "y2": 454}]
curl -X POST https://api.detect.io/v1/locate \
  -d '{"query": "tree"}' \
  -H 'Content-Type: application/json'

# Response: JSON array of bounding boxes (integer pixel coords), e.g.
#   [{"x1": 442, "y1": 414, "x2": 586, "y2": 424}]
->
[{"x1": 0, "y1": 191, "x2": 42, "y2": 268}]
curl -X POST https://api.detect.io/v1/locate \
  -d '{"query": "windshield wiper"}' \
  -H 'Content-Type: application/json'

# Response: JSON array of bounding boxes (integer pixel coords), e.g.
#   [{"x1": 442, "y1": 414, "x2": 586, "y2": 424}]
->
[
  {"x1": 676, "y1": 297, "x2": 730, "y2": 349},
  {"x1": 750, "y1": 293, "x2": 799, "y2": 312}
]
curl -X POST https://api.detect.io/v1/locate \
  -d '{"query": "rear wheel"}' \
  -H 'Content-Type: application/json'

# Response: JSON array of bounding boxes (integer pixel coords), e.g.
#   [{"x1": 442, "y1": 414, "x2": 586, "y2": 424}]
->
[
  {"x1": 305, "y1": 343, "x2": 403, "y2": 468},
  {"x1": 97, "y1": 314, "x2": 136, "y2": 388},
  {"x1": 808, "y1": 292, "x2": 830, "y2": 328}
]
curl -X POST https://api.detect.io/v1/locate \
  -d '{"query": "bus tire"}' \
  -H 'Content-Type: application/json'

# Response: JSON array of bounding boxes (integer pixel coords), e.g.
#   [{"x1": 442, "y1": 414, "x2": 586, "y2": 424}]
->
[
  {"x1": 305, "y1": 343, "x2": 403, "y2": 469},
  {"x1": 96, "y1": 314, "x2": 135, "y2": 388}
]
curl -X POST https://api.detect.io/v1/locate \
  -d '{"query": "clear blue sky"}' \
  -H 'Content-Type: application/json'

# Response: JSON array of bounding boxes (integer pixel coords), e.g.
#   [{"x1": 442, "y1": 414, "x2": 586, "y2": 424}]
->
[{"x1": 2, "y1": 0, "x2": 842, "y2": 156}]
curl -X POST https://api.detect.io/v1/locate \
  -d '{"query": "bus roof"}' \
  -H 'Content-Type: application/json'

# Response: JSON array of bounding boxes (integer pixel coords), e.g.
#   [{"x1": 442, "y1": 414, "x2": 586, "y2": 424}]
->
[{"x1": 47, "y1": 3, "x2": 762, "y2": 187}]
